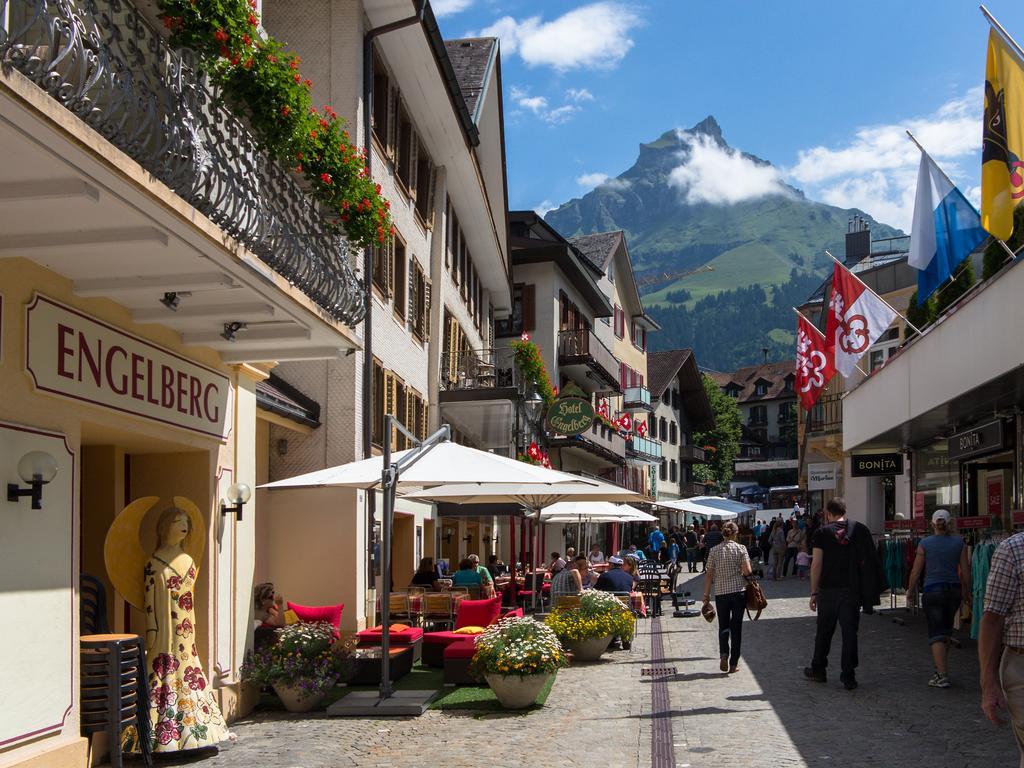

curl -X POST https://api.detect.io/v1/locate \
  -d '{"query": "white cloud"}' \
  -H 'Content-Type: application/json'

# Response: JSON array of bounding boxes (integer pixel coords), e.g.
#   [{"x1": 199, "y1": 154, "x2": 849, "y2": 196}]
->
[
  {"x1": 476, "y1": 2, "x2": 642, "y2": 71},
  {"x1": 576, "y1": 172, "x2": 632, "y2": 192},
  {"x1": 509, "y1": 87, "x2": 580, "y2": 124},
  {"x1": 567, "y1": 88, "x2": 594, "y2": 102},
  {"x1": 432, "y1": 0, "x2": 474, "y2": 17},
  {"x1": 788, "y1": 88, "x2": 982, "y2": 229},
  {"x1": 535, "y1": 200, "x2": 557, "y2": 217},
  {"x1": 577, "y1": 172, "x2": 609, "y2": 188},
  {"x1": 668, "y1": 132, "x2": 789, "y2": 205}
]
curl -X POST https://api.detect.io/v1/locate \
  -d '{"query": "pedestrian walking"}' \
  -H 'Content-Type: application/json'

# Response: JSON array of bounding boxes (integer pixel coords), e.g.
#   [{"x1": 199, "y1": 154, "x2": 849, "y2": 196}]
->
[
  {"x1": 804, "y1": 498, "x2": 883, "y2": 690},
  {"x1": 702, "y1": 523, "x2": 724, "y2": 573},
  {"x1": 784, "y1": 521, "x2": 807, "y2": 577},
  {"x1": 979, "y1": 531, "x2": 1024, "y2": 766},
  {"x1": 758, "y1": 523, "x2": 772, "y2": 567},
  {"x1": 648, "y1": 525, "x2": 666, "y2": 558},
  {"x1": 769, "y1": 520, "x2": 787, "y2": 580},
  {"x1": 703, "y1": 521, "x2": 753, "y2": 673},
  {"x1": 684, "y1": 525, "x2": 700, "y2": 573},
  {"x1": 906, "y1": 509, "x2": 970, "y2": 688}
]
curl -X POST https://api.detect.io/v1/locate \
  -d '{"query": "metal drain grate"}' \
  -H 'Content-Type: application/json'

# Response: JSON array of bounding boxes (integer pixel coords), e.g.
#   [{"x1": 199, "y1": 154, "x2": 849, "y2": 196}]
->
[{"x1": 641, "y1": 666, "x2": 677, "y2": 676}]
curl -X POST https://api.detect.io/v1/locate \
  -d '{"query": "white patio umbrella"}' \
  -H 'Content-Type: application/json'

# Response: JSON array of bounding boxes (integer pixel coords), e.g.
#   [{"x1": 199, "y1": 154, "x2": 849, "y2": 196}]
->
[
  {"x1": 537, "y1": 502, "x2": 658, "y2": 554},
  {"x1": 403, "y1": 481, "x2": 640, "y2": 610},
  {"x1": 260, "y1": 441, "x2": 591, "y2": 490}
]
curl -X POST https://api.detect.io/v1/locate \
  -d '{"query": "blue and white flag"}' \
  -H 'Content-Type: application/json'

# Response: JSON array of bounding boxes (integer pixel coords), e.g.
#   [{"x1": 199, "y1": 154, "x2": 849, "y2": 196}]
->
[{"x1": 908, "y1": 150, "x2": 989, "y2": 301}]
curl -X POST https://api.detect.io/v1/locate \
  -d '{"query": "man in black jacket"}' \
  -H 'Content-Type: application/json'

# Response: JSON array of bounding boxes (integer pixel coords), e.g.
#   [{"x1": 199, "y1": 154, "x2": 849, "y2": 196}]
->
[{"x1": 804, "y1": 498, "x2": 883, "y2": 690}]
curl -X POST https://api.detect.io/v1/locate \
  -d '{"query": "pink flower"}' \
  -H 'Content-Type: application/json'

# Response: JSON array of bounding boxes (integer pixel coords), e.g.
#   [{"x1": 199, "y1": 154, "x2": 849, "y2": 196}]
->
[
  {"x1": 166, "y1": 575, "x2": 182, "y2": 590},
  {"x1": 183, "y1": 666, "x2": 207, "y2": 691},
  {"x1": 177, "y1": 592, "x2": 193, "y2": 611},
  {"x1": 520, "y1": 332, "x2": 530, "y2": 341},
  {"x1": 152, "y1": 653, "x2": 179, "y2": 678},
  {"x1": 150, "y1": 683, "x2": 176, "y2": 710},
  {"x1": 154, "y1": 718, "x2": 181, "y2": 746}
]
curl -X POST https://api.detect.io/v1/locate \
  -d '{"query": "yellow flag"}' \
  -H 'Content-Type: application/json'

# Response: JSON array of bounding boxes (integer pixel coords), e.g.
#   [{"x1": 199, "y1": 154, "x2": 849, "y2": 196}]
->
[{"x1": 982, "y1": 29, "x2": 1024, "y2": 240}]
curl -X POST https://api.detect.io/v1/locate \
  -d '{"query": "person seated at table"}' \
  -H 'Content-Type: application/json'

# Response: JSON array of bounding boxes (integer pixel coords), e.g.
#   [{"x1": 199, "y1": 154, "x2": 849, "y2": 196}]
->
[
  {"x1": 410, "y1": 557, "x2": 438, "y2": 588},
  {"x1": 551, "y1": 555, "x2": 585, "y2": 601},
  {"x1": 579, "y1": 558, "x2": 599, "y2": 589},
  {"x1": 627, "y1": 543, "x2": 646, "y2": 561},
  {"x1": 549, "y1": 551, "x2": 567, "y2": 573},
  {"x1": 588, "y1": 544, "x2": 606, "y2": 564},
  {"x1": 595, "y1": 556, "x2": 634, "y2": 593},
  {"x1": 451, "y1": 558, "x2": 483, "y2": 588},
  {"x1": 485, "y1": 554, "x2": 506, "y2": 578},
  {"x1": 254, "y1": 582, "x2": 285, "y2": 648}
]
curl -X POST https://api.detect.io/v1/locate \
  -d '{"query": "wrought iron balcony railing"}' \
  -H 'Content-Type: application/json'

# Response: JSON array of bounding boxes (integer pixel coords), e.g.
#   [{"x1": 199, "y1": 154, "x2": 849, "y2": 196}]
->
[
  {"x1": 440, "y1": 347, "x2": 520, "y2": 393},
  {"x1": 807, "y1": 392, "x2": 842, "y2": 435},
  {"x1": 0, "y1": 0, "x2": 364, "y2": 325}
]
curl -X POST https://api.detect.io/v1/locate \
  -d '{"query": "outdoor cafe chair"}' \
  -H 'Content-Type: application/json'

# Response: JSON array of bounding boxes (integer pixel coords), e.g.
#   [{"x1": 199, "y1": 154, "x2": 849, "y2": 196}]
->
[
  {"x1": 555, "y1": 594, "x2": 581, "y2": 611},
  {"x1": 388, "y1": 593, "x2": 412, "y2": 624},
  {"x1": 451, "y1": 586, "x2": 470, "y2": 596},
  {"x1": 421, "y1": 592, "x2": 455, "y2": 631}
]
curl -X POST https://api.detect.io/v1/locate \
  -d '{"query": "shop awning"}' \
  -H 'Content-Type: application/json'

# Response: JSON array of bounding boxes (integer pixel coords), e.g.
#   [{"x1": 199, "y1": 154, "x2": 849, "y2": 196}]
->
[{"x1": 655, "y1": 496, "x2": 756, "y2": 520}]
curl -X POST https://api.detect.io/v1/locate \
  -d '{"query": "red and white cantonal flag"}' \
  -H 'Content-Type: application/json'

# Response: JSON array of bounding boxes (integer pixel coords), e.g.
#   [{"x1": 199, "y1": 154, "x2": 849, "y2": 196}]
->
[
  {"x1": 825, "y1": 262, "x2": 898, "y2": 377},
  {"x1": 795, "y1": 314, "x2": 835, "y2": 410}
]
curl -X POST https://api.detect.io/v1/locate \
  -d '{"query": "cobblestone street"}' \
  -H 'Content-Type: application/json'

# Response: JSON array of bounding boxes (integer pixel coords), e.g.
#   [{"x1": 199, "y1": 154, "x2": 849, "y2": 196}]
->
[{"x1": 203, "y1": 574, "x2": 1018, "y2": 768}]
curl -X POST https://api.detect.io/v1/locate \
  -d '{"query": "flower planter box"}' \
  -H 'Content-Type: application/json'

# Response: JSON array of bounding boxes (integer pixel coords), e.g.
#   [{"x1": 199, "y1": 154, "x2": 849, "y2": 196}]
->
[{"x1": 566, "y1": 635, "x2": 613, "y2": 662}]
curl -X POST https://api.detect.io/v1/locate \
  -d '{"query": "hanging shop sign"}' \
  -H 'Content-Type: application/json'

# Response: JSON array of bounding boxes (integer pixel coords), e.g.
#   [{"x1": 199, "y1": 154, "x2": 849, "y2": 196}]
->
[
  {"x1": 851, "y1": 452, "x2": 904, "y2": 477},
  {"x1": 807, "y1": 462, "x2": 838, "y2": 490},
  {"x1": 948, "y1": 420, "x2": 1008, "y2": 461},
  {"x1": 546, "y1": 396, "x2": 594, "y2": 436},
  {"x1": 26, "y1": 294, "x2": 230, "y2": 439},
  {"x1": 956, "y1": 515, "x2": 992, "y2": 530}
]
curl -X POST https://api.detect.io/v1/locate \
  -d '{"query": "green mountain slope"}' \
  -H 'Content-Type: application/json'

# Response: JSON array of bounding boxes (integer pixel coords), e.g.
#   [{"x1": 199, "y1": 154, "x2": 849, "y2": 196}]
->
[{"x1": 545, "y1": 117, "x2": 903, "y2": 368}]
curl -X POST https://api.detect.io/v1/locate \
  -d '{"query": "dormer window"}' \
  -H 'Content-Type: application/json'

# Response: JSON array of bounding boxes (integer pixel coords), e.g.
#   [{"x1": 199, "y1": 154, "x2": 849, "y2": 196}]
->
[
  {"x1": 784, "y1": 375, "x2": 795, "y2": 392},
  {"x1": 755, "y1": 383, "x2": 768, "y2": 396}
]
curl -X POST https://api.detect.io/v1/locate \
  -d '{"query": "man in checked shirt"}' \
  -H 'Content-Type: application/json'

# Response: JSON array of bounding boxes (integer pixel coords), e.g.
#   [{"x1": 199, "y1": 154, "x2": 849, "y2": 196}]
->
[{"x1": 980, "y1": 532, "x2": 1024, "y2": 766}]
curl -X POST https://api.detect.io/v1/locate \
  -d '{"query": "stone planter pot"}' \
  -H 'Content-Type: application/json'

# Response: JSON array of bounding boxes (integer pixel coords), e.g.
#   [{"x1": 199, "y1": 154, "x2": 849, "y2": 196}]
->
[
  {"x1": 566, "y1": 635, "x2": 613, "y2": 662},
  {"x1": 273, "y1": 677, "x2": 337, "y2": 713},
  {"x1": 484, "y1": 672, "x2": 552, "y2": 709}
]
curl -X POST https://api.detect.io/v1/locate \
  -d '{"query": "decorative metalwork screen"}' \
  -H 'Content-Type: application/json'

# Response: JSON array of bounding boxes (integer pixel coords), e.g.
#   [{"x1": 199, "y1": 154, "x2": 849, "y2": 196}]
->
[{"x1": 0, "y1": 0, "x2": 365, "y2": 324}]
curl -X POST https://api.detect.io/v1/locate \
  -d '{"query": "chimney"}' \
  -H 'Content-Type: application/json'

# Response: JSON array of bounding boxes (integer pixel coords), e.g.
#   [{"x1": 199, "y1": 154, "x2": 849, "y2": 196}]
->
[{"x1": 845, "y1": 216, "x2": 871, "y2": 265}]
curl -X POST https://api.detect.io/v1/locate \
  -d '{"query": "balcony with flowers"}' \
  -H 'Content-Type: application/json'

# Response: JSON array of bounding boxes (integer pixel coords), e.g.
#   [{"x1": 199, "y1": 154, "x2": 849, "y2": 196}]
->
[{"x1": 0, "y1": 0, "x2": 389, "y2": 326}]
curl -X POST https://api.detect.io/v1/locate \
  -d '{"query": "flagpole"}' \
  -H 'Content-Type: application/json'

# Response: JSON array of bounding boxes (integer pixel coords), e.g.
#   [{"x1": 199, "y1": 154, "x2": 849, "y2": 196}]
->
[
  {"x1": 791, "y1": 307, "x2": 868, "y2": 376},
  {"x1": 905, "y1": 129, "x2": 1018, "y2": 261},
  {"x1": 825, "y1": 251, "x2": 924, "y2": 335},
  {"x1": 980, "y1": 5, "x2": 1024, "y2": 70}
]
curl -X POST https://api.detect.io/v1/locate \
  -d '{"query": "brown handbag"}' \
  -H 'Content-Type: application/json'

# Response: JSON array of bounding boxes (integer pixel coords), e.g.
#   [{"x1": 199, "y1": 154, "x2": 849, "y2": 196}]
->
[
  {"x1": 701, "y1": 600, "x2": 716, "y2": 622},
  {"x1": 745, "y1": 577, "x2": 768, "y2": 620}
]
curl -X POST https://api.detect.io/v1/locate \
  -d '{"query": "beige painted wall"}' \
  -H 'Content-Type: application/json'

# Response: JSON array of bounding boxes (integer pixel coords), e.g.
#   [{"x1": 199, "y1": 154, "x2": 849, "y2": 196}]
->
[{"x1": 0, "y1": 257, "x2": 261, "y2": 767}]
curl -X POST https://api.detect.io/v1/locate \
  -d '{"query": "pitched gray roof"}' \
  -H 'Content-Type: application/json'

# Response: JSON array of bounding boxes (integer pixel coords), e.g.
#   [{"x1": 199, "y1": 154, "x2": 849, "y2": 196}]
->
[
  {"x1": 444, "y1": 38, "x2": 496, "y2": 121},
  {"x1": 648, "y1": 349, "x2": 694, "y2": 398},
  {"x1": 570, "y1": 231, "x2": 622, "y2": 273}
]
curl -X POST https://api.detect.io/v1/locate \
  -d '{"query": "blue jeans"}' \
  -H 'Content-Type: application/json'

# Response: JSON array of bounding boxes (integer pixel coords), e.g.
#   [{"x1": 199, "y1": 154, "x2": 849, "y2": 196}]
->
[{"x1": 686, "y1": 548, "x2": 698, "y2": 572}]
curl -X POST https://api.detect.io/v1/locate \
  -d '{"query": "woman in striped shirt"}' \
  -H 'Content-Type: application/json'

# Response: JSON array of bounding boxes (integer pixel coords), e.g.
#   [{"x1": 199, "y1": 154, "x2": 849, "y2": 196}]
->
[{"x1": 703, "y1": 521, "x2": 753, "y2": 673}]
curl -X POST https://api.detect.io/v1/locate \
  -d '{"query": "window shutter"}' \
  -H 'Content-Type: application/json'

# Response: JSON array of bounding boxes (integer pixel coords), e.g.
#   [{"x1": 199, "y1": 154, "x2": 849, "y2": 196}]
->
[
  {"x1": 409, "y1": 137, "x2": 420, "y2": 198},
  {"x1": 408, "y1": 258, "x2": 417, "y2": 325},
  {"x1": 386, "y1": 87, "x2": 398, "y2": 155},
  {"x1": 424, "y1": 279, "x2": 432, "y2": 338},
  {"x1": 425, "y1": 165, "x2": 437, "y2": 226},
  {"x1": 522, "y1": 284, "x2": 536, "y2": 331},
  {"x1": 619, "y1": 363, "x2": 628, "y2": 390}
]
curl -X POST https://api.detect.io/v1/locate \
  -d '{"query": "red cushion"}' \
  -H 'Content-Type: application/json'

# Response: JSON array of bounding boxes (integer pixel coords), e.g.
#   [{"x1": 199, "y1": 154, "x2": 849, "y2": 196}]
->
[
  {"x1": 443, "y1": 639, "x2": 478, "y2": 659},
  {"x1": 424, "y1": 631, "x2": 474, "y2": 646},
  {"x1": 455, "y1": 597, "x2": 501, "y2": 629},
  {"x1": 287, "y1": 601, "x2": 344, "y2": 629},
  {"x1": 502, "y1": 608, "x2": 524, "y2": 620},
  {"x1": 357, "y1": 627, "x2": 424, "y2": 643}
]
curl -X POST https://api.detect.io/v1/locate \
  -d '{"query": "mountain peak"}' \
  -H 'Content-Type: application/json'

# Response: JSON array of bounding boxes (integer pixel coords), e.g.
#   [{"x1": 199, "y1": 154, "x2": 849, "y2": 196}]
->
[{"x1": 689, "y1": 115, "x2": 722, "y2": 141}]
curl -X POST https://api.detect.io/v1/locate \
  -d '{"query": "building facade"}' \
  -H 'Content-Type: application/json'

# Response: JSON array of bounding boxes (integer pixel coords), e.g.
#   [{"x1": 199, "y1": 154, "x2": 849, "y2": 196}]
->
[
  {"x1": 0, "y1": 0, "x2": 367, "y2": 764},
  {"x1": 257, "y1": 2, "x2": 512, "y2": 626}
]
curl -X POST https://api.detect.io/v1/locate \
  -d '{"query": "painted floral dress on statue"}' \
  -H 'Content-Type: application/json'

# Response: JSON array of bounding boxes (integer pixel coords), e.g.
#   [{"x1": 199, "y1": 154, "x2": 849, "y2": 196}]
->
[{"x1": 144, "y1": 555, "x2": 228, "y2": 752}]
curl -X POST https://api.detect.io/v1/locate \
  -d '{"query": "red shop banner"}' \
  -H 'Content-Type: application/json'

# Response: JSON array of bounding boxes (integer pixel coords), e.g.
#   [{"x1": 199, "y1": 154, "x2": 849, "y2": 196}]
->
[
  {"x1": 956, "y1": 515, "x2": 992, "y2": 530},
  {"x1": 885, "y1": 518, "x2": 928, "y2": 532}
]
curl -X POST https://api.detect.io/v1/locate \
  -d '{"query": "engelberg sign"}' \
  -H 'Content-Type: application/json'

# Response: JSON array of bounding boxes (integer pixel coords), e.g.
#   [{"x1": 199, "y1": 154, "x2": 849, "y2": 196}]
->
[
  {"x1": 26, "y1": 294, "x2": 230, "y2": 439},
  {"x1": 546, "y1": 397, "x2": 594, "y2": 436}
]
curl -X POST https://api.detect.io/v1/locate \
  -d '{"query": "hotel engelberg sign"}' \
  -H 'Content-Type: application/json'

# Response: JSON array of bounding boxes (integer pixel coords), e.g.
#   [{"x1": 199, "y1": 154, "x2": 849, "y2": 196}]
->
[
  {"x1": 547, "y1": 397, "x2": 595, "y2": 436},
  {"x1": 26, "y1": 294, "x2": 230, "y2": 438}
]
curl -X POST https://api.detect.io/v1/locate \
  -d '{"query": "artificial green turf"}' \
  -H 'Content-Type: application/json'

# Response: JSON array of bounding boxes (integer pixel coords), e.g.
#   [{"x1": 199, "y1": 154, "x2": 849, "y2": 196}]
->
[
  {"x1": 255, "y1": 663, "x2": 445, "y2": 711},
  {"x1": 429, "y1": 674, "x2": 555, "y2": 712}
]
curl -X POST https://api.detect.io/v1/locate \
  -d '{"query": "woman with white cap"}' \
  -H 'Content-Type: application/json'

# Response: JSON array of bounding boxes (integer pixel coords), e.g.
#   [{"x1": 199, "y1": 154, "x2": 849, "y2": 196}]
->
[{"x1": 906, "y1": 509, "x2": 972, "y2": 688}]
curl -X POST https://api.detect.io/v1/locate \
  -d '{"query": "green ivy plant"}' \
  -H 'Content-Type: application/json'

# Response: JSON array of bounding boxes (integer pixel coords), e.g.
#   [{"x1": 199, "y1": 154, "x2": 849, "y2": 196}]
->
[{"x1": 158, "y1": 0, "x2": 392, "y2": 250}]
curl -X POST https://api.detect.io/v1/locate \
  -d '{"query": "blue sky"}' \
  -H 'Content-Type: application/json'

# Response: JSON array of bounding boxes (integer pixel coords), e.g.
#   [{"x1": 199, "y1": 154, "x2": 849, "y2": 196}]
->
[{"x1": 434, "y1": 0, "x2": 1024, "y2": 231}]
